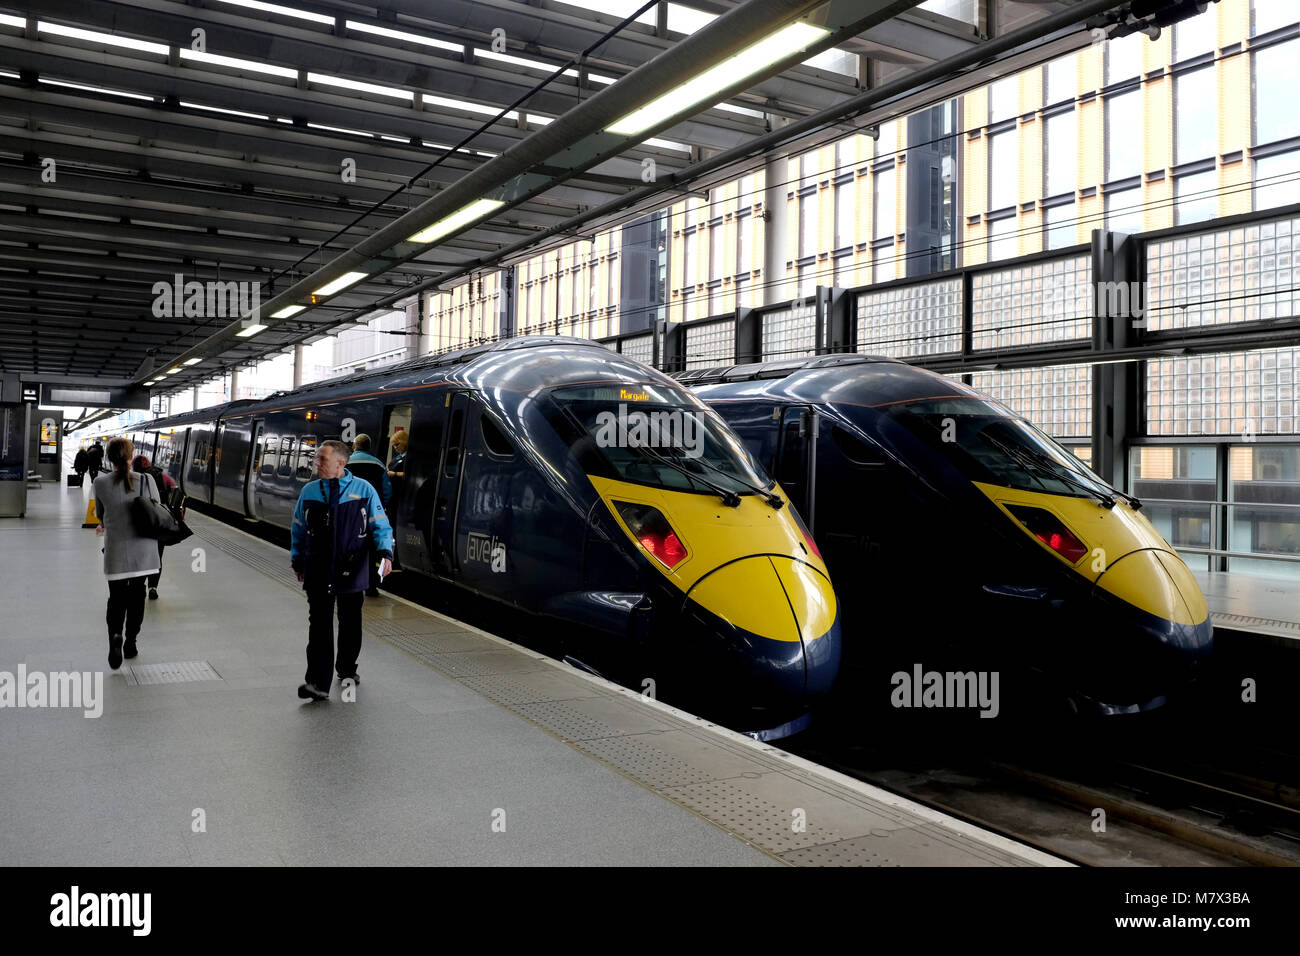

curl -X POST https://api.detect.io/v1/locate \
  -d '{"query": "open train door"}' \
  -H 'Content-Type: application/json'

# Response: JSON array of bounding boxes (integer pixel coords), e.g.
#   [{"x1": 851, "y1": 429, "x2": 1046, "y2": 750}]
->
[
  {"x1": 775, "y1": 405, "x2": 819, "y2": 534},
  {"x1": 429, "y1": 391, "x2": 470, "y2": 577}
]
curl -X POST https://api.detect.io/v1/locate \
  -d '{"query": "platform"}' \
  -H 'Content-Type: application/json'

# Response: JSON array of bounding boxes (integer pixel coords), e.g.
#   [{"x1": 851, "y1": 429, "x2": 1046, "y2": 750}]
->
[
  {"x1": 1193, "y1": 570, "x2": 1300, "y2": 643},
  {"x1": 0, "y1": 478, "x2": 1064, "y2": 867}
]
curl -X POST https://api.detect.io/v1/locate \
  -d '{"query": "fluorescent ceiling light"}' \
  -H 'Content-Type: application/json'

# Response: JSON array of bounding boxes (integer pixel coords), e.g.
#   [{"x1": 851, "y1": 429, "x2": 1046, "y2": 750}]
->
[
  {"x1": 236, "y1": 324, "x2": 268, "y2": 337},
  {"x1": 183, "y1": 358, "x2": 202, "y2": 365},
  {"x1": 166, "y1": 367, "x2": 181, "y2": 374},
  {"x1": 607, "y1": 21, "x2": 828, "y2": 136},
  {"x1": 212, "y1": 0, "x2": 333, "y2": 25},
  {"x1": 312, "y1": 271, "x2": 369, "y2": 297},
  {"x1": 180, "y1": 101, "x2": 270, "y2": 120},
  {"x1": 271, "y1": 305, "x2": 305, "y2": 318},
  {"x1": 38, "y1": 78, "x2": 154, "y2": 101},
  {"x1": 308, "y1": 73, "x2": 412, "y2": 101},
  {"x1": 37, "y1": 22, "x2": 169, "y2": 55},
  {"x1": 475, "y1": 48, "x2": 579, "y2": 77},
  {"x1": 344, "y1": 21, "x2": 461, "y2": 53},
  {"x1": 179, "y1": 49, "x2": 297, "y2": 79},
  {"x1": 0, "y1": 13, "x2": 24, "y2": 27},
  {"x1": 421, "y1": 93, "x2": 517, "y2": 121},
  {"x1": 407, "y1": 198, "x2": 505, "y2": 244},
  {"x1": 307, "y1": 122, "x2": 375, "y2": 137}
]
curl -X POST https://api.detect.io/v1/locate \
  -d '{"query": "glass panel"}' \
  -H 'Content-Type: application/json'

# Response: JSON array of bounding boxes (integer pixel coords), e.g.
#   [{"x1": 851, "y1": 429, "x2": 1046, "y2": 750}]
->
[
  {"x1": 1146, "y1": 347, "x2": 1300, "y2": 434},
  {"x1": 989, "y1": 76, "x2": 1019, "y2": 124},
  {"x1": 1044, "y1": 202, "x2": 1077, "y2": 250},
  {"x1": 1144, "y1": 213, "x2": 1300, "y2": 330},
  {"x1": 1105, "y1": 185, "x2": 1144, "y2": 234},
  {"x1": 989, "y1": 131, "x2": 1017, "y2": 210},
  {"x1": 1175, "y1": 169, "x2": 1218, "y2": 225},
  {"x1": 1129, "y1": 445, "x2": 1217, "y2": 571},
  {"x1": 835, "y1": 183, "x2": 853, "y2": 249},
  {"x1": 987, "y1": 216, "x2": 1018, "y2": 262},
  {"x1": 972, "y1": 254, "x2": 1091, "y2": 347},
  {"x1": 1174, "y1": 12, "x2": 1217, "y2": 61},
  {"x1": 1107, "y1": 31, "x2": 1145, "y2": 83},
  {"x1": 873, "y1": 245, "x2": 895, "y2": 283},
  {"x1": 857, "y1": 277, "x2": 962, "y2": 358},
  {"x1": 1255, "y1": 0, "x2": 1298, "y2": 35},
  {"x1": 1255, "y1": 150, "x2": 1300, "y2": 210},
  {"x1": 1175, "y1": 67, "x2": 1217, "y2": 163},
  {"x1": 1255, "y1": 40, "x2": 1300, "y2": 145},
  {"x1": 1229, "y1": 444, "x2": 1300, "y2": 577},
  {"x1": 1106, "y1": 91, "x2": 1143, "y2": 180},
  {"x1": 619, "y1": 334, "x2": 653, "y2": 365},
  {"x1": 685, "y1": 318, "x2": 736, "y2": 369},
  {"x1": 1046, "y1": 53, "x2": 1077, "y2": 106},
  {"x1": 762, "y1": 303, "x2": 815, "y2": 360},
  {"x1": 970, "y1": 365, "x2": 1092, "y2": 438},
  {"x1": 1045, "y1": 112, "x2": 1076, "y2": 198},
  {"x1": 874, "y1": 167, "x2": 895, "y2": 240}
]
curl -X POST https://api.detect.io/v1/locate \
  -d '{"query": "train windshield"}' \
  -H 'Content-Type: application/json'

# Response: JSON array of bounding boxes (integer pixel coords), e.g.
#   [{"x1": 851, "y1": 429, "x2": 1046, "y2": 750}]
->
[
  {"x1": 549, "y1": 383, "x2": 774, "y2": 496},
  {"x1": 886, "y1": 397, "x2": 1116, "y2": 499}
]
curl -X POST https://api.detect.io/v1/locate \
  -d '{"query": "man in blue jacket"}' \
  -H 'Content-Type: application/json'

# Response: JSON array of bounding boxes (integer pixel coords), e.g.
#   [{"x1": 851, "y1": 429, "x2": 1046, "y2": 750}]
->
[{"x1": 290, "y1": 439, "x2": 394, "y2": 701}]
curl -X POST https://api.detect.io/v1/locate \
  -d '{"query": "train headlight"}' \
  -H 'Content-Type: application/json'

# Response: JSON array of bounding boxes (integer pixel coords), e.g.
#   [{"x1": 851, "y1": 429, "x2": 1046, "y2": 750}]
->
[
  {"x1": 614, "y1": 501, "x2": 688, "y2": 569},
  {"x1": 1006, "y1": 505, "x2": 1088, "y2": 564}
]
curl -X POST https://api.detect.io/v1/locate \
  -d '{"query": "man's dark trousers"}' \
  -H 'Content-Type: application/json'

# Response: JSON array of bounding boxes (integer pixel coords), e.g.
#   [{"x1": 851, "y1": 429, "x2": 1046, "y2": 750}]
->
[{"x1": 305, "y1": 588, "x2": 364, "y2": 689}]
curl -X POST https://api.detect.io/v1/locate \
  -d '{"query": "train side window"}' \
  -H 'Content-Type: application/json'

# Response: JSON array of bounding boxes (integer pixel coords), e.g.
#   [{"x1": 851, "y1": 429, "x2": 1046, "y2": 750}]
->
[
  {"x1": 277, "y1": 437, "x2": 295, "y2": 478},
  {"x1": 832, "y1": 426, "x2": 886, "y2": 466},
  {"x1": 297, "y1": 436, "x2": 317, "y2": 479},
  {"x1": 480, "y1": 415, "x2": 515, "y2": 458},
  {"x1": 261, "y1": 437, "x2": 278, "y2": 476}
]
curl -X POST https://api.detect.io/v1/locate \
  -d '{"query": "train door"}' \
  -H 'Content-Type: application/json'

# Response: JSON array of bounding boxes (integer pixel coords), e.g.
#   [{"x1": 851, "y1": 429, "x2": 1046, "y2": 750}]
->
[
  {"x1": 377, "y1": 401, "x2": 412, "y2": 508},
  {"x1": 429, "y1": 392, "x2": 469, "y2": 576},
  {"x1": 775, "y1": 405, "x2": 819, "y2": 532},
  {"x1": 244, "y1": 420, "x2": 263, "y2": 517}
]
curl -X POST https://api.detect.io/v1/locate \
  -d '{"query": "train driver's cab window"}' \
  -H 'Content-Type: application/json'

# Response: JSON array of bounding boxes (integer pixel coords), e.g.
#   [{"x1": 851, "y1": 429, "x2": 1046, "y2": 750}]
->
[
  {"x1": 297, "y1": 436, "x2": 317, "y2": 479},
  {"x1": 277, "y1": 437, "x2": 296, "y2": 478},
  {"x1": 481, "y1": 415, "x2": 515, "y2": 458},
  {"x1": 833, "y1": 426, "x2": 887, "y2": 466}
]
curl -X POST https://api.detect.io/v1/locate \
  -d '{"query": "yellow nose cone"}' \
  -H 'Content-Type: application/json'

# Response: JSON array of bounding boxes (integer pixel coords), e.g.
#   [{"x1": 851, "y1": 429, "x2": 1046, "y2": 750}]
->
[{"x1": 1096, "y1": 549, "x2": 1202, "y2": 627}]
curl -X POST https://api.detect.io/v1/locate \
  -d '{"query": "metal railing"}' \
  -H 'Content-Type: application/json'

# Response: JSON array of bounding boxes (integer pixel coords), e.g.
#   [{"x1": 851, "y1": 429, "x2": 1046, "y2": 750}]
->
[{"x1": 1137, "y1": 497, "x2": 1300, "y2": 566}]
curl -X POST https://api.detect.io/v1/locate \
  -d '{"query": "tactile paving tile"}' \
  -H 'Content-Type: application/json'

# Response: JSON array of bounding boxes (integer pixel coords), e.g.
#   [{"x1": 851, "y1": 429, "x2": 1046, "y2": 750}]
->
[
  {"x1": 124, "y1": 661, "x2": 222, "y2": 686},
  {"x1": 457, "y1": 672, "x2": 611, "y2": 709},
  {"x1": 1213, "y1": 612, "x2": 1300, "y2": 635},
  {"x1": 779, "y1": 824, "x2": 1034, "y2": 867},
  {"x1": 513, "y1": 699, "x2": 635, "y2": 741},
  {"x1": 663, "y1": 778, "x2": 851, "y2": 853},
  {"x1": 573, "y1": 735, "x2": 717, "y2": 789}
]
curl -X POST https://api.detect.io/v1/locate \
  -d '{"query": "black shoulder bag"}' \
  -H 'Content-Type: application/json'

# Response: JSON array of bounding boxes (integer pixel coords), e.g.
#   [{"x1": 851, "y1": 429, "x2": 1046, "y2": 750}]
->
[{"x1": 130, "y1": 475, "x2": 192, "y2": 545}]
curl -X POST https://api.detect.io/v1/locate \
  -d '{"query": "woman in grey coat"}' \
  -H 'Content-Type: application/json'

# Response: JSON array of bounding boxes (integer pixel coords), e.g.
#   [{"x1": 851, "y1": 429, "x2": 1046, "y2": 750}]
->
[{"x1": 93, "y1": 437, "x2": 161, "y2": 669}]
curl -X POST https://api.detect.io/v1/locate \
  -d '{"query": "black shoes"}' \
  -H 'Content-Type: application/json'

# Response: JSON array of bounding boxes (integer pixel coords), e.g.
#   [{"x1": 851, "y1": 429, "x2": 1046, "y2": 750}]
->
[
  {"x1": 123, "y1": 636, "x2": 138, "y2": 660},
  {"x1": 365, "y1": 588, "x2": 380, "y2": 598},
  {"x1": 297, "y1": 682, "x2": 329, "y2": 701},
  {"x1": 108, "y1": 634, "x2": 123, "y2": 670},
  {"x1": 148, "y1": 587, "x2": 158, "y2": 600}
]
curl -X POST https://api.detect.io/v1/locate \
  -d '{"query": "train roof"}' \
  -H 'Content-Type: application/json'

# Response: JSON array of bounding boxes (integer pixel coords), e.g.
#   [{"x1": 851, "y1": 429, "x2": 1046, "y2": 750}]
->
[
  {"x1": 141, "y1": 336, "x2": 670, "y2": 431},
  {"x1": 672, "y1": 353, "x2": 900, "y2": 385},
  {"x1": 686, "y1": 352, "x2": 978, "y2": 410}
]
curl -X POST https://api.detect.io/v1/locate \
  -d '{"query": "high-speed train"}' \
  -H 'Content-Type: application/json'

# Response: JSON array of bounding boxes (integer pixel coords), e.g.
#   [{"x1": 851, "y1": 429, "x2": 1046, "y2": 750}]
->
[
  {"x1": 126, "y1": 338, "x2": 840, "y2": 739},
  {"x1": 684, "y1": 354, "x2": 1214, "y2": 716}
]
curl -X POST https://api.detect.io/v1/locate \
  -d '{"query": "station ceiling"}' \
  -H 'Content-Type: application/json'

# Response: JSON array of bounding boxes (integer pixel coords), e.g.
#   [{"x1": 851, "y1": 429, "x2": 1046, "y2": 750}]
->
[{"x1": 0, "y1": 0, "x2": 1134, "y2": 391}]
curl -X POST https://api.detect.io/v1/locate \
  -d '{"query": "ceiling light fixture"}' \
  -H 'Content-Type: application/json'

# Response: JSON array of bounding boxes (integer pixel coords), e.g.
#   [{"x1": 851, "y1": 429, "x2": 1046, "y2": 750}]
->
[
  {"x1": 606, "y1": 21, "x2": 829, "y2": 136},
  {"x1": 408, "y1": 198, "x2": 505, "y2": 244}
]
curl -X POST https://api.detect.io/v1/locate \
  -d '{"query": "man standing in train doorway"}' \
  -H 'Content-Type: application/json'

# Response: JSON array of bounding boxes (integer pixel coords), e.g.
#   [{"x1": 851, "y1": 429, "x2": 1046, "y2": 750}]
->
[{"x1": 290, "y1": 440, "x2": 394, "y2": 702}]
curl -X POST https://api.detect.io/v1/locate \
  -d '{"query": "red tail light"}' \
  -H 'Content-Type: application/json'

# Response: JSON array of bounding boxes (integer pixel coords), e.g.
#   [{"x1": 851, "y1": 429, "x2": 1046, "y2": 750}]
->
[
  {"x1": 1006, "y1": 505, "x2": 1088, "y2": 564},
  {"x1": 614, "y1": 501, "x2": 688, "y2": 569}
]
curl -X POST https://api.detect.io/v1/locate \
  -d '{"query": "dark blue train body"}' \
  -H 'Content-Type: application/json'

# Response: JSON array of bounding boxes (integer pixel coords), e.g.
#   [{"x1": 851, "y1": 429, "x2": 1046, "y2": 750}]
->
[
  {"x1": 126, "y1": 338, "x2": 841, "y2": 739},
  {"x1": 684, "y1": 354, "x2": 1213, "y2": 716}
]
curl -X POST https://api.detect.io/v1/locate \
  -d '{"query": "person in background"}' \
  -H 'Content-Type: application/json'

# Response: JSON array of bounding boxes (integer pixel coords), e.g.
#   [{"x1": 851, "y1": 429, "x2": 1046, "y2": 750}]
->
[
  {"x1": 73, "y1": 446, "x2": 88, "y2": 482},
  {"x1": 290, "y1": 440, "x2": 394, "y2": 702},
  {"x1": 346, "y1": 434, "x2": 393, "y2": 598},
  {"x1": 93, "y1": 438, "x2": 160, "y2": 668},
  {"x1": 386, "y1": 431, "x2": 407, "y2": 479},
  {"x1": 87, "y1": 441, "x2": 104, "y2": 481},
  {"x1": 134, "y1": 454, "x2": 177, "y2": 601}
]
